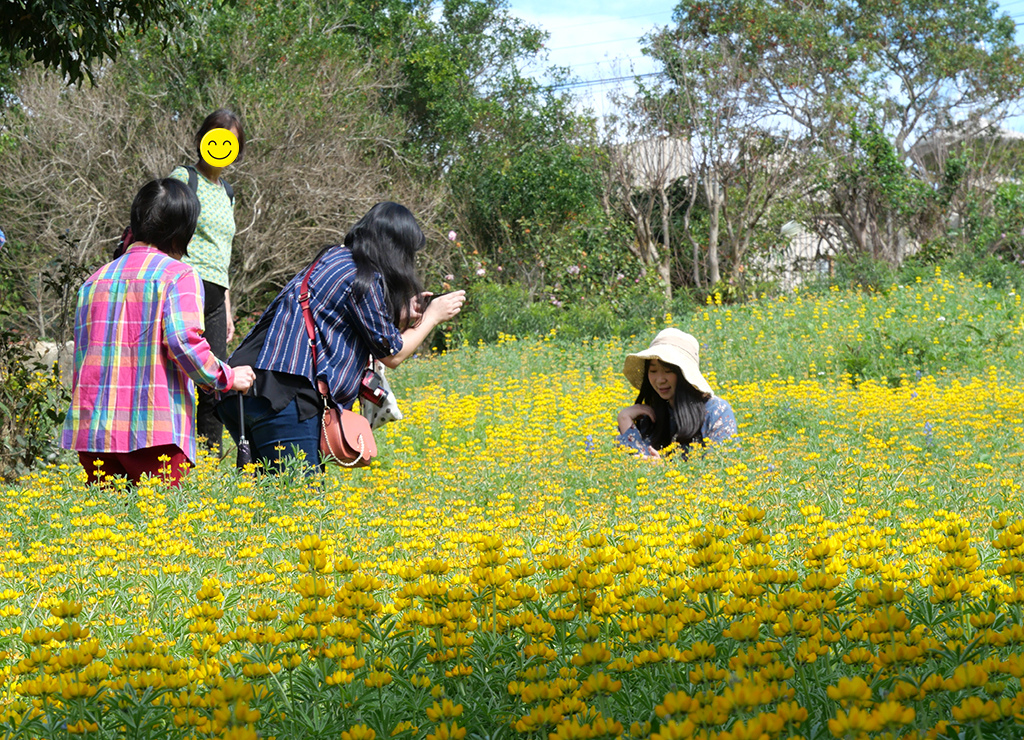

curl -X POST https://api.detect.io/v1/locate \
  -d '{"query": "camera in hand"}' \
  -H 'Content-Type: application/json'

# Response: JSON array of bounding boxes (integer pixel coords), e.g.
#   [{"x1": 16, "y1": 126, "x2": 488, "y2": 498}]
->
[
  {"x1": 359, "y1": 368, "x2": 388, "y2": 407},
  {"x1": 634, "y1": 415, "x2": 654, "y2": 440}
]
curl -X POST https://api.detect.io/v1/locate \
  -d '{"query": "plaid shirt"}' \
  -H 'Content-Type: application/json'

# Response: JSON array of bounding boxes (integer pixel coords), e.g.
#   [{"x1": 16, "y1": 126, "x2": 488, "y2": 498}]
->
[
  {"x1": 61, "y1": 244, "x2": 235, "y2": 461},
  {"x1": 231, "y1": 247, "x2": 403, "y2": 408}
]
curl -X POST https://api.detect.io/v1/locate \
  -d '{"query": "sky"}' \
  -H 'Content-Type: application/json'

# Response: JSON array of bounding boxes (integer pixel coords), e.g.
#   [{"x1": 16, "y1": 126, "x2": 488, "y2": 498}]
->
[
  {"x1": 508, "y1": 0, "x2": 1024, "y2": 132},
  {"x1": 507, "y1": 0, "x2": 677, "y2": 121}
]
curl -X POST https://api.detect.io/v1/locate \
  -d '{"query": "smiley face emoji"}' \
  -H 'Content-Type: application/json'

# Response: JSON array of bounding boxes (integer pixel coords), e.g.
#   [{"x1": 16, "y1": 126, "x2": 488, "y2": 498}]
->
[{"x1": 200, "y1": 128, "x2": 239, "y2": 168}]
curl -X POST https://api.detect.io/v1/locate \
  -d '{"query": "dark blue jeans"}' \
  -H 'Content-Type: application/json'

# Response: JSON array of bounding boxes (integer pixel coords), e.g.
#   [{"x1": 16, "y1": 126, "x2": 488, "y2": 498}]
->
[{"x1": 219, "y1": 395, "x2": 322, "y2": 473}]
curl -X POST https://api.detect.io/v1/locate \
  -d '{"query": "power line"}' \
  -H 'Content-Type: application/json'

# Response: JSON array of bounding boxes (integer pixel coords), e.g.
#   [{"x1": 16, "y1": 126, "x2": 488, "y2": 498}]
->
[
  {"x1": 546, "y1": 71, "x2": 661, "y2": 91},
  {"x1": 557, "y1": 56, "x2": 649, "y2": 71}
]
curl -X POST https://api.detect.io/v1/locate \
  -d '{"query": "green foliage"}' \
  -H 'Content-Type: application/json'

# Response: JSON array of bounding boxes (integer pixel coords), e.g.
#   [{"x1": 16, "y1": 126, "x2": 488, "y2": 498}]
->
[
  {"x1": 0, "y1": 322, "x2": 69, "y2": 481},
  {"x1": 452, "y1": 132, "x2": 604, "y2": 257},
  {"x1": 445, "y1": 81, "x2": 609, "y2": 280},
  {"x1": 841, "y1": 122, "x2": 915, "y2": 216},
  {"x1": 451, "y1": 278, "x2": 696, "y2": 347},
  {"x1": 397, "y1": 0, "x2": 547, "y2": 162},
  {"x1": 0, "y1": 233, "x2": 85, "y2": 480},
  {"x1": 0, "y1": 0, "x2": 211, "y2": 94}
]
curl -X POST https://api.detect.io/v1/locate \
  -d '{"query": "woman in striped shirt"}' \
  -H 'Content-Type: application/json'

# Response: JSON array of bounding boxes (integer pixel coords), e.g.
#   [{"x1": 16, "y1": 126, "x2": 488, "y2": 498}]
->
[
  {"x1": 220, "y1": 202, "x2": 465, "y2": 472},
  {"x1": 61, "y1": 179, "x2": 255, "y2": 486}
]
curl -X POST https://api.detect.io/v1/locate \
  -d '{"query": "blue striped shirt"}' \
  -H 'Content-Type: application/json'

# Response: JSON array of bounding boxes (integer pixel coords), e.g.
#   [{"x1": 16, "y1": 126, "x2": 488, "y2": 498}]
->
[{"x1": 231, "y1": 247, "x2": 403, "y2": 408}]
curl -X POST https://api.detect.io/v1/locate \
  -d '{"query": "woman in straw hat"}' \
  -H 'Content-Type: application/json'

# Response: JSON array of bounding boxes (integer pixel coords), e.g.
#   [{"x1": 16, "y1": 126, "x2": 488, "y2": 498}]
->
[{"x1": 616, "y1": 328, "x2": 737, "y2": 457}]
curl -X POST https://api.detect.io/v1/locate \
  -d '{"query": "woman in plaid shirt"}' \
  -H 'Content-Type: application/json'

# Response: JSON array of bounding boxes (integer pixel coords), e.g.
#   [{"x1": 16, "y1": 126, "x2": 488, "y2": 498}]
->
[{"x1": 61, "y1": 179, "x2": 255, "y2": 486}]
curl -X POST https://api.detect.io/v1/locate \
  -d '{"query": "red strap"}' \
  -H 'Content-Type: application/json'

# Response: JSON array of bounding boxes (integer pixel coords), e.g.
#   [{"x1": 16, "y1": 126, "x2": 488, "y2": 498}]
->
[
  {"x1": 299, "y1": 250, "x2": 373, "y2": 399},
  {"x1": 299, "y1": 256, "x2": 324, "y2": 379}
]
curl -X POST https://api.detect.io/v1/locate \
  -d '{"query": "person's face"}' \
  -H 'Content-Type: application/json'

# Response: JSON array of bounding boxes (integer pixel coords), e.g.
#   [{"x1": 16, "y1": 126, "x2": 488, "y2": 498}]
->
[{"x1": 647, "y1": 359, "x2": 679, "y2": 404}]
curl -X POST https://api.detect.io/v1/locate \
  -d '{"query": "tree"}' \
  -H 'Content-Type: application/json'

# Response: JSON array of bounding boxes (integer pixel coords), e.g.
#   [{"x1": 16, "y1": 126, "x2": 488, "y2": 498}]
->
[
  {"x1": 397, "y1": 0, "x2": 547, "y2": 165},
  {"x1": 0, "y1": 0, "x2": 207, "y2": 92},
  {"x1": 660, "y1": 0, "x2": 1024, "y2": 262},
  {"x1": 604, "y1": 96, "x2": 684, "y2": 297},
  {"x1": 619, "y1": 25, "x2": 804, "y2": 292}
]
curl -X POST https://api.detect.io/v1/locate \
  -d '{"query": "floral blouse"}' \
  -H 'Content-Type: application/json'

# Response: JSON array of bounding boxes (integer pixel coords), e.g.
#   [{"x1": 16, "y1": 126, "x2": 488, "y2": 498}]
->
[{"x1": 616, "y1": 396, "x2": 737, "y2": 456}]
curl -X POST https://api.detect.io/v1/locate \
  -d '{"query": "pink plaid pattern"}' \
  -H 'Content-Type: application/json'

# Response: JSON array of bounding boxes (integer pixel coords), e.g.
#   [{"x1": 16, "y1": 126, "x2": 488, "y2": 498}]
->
[{"x1": 61, "y1": 244, "x2": 234, "y2": 461}]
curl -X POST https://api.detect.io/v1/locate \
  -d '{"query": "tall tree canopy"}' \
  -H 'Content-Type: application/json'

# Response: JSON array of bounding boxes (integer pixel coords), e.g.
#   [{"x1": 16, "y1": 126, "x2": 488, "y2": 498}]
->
[
  {"x1": 0, "y1": 0, "x2": 208, "y2": 91},
  {"x1": 645, "y1": 0, "x2": 1024, "y2": 262}
]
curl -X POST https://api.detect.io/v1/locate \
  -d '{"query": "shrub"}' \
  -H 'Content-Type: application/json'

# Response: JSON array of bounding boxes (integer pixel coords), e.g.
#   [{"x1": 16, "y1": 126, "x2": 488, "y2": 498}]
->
[
  {"x1": 0, "y1": 319, "x2": 69, "y2": 480},
  {"x1": 450, "y1": 276, "x2": 696, "y2": 346}
]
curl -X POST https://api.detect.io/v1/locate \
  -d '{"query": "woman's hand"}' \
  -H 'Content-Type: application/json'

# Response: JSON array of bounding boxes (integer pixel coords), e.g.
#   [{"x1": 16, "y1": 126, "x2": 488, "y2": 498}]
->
[
  {"x1": 423, "y1": 290, "x2": 466, "y2": 326},
  {"x1": 617, "y1": 404, "x2": 654, "y2": 433},
  {"x1": 231, "y1": 365, "x2": 256, "y2": 393},
  {"x1": 405, "y1": 293, "x2": 429, "y2": 328}
]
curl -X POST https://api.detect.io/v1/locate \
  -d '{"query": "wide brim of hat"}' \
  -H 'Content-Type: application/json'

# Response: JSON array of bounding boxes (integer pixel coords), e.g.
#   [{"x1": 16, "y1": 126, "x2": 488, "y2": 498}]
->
[{"x1": 623, "y1": 347, "x2": 713, "y2": 398}]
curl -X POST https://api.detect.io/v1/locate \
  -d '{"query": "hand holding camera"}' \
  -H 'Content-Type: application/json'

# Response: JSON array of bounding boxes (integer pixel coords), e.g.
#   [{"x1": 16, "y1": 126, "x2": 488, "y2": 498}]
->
[{"x1": 422, "y1": 290, "x2": 466, "y2": 325}]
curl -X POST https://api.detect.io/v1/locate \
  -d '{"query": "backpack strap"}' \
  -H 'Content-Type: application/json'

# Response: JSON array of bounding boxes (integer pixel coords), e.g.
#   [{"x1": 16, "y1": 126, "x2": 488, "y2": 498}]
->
[
  {"x1": 183, "y1": 164, "x2": 234, "y2": 205},
  {"x1": 185, "y1": 164, "x2": 198, "y2": 195}
]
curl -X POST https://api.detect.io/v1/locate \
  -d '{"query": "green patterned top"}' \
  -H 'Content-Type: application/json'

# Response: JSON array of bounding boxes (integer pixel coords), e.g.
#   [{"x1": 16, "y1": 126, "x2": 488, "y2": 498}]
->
[{"x1": 169, "y1": 165, "x2": 235, "y2": 289}]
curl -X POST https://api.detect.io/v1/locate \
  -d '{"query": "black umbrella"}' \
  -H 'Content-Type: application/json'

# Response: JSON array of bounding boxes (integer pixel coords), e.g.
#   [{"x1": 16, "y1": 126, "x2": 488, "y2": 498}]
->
[{"x1": 235, "y1": 393, "x2": 252, "y2": 468}]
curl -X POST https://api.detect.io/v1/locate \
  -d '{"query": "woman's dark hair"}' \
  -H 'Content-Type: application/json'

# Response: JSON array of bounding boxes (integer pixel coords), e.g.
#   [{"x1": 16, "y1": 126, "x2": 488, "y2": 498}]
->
[
  {"x1": 195, "y1": 109, "x2": 245, "y2": 162},
  {"x1": 635, "y1": 359, "x2": 707, "y2": 450},
  {"x1": 130, "y1": 179, "x2": 200, "y2": 256},
  {"x1": 345, "y1": 202, "x2": 424, "y2": 326}
]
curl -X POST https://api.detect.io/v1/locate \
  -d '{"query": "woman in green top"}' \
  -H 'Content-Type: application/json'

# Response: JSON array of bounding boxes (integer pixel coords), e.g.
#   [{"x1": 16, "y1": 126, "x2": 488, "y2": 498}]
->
[{"x1": 170, "y1": 109, "x2": 245, "y2": 453}]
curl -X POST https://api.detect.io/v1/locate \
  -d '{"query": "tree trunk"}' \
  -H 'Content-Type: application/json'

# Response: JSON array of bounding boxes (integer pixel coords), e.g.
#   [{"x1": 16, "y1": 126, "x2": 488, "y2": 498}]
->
[
  {"x1": 693, "y1": 235, "x2": 701, "y2": 288},
  {"x1": 658, "y1": 184, "x2": 672, "y2": 299},
  {"x1": 706, "y1": 173, "x2": 722, "y2": 285}
]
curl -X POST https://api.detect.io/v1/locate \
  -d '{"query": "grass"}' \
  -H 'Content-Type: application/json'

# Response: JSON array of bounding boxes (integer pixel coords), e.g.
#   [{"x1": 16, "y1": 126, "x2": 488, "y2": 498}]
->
[{"x1": 0, "y1": 271, "x2": 1023, "y2": 738}]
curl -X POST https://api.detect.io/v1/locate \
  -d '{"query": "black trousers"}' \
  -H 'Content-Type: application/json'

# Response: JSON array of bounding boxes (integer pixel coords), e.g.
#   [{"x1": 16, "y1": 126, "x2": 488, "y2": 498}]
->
[{"x1": 198, "y1": 281, "x2": 227, "y2": 453}]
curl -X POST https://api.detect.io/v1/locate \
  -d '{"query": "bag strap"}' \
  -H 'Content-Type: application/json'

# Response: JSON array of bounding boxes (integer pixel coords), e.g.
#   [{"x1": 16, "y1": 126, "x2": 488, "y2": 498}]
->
[{"x1": 299, "y1": 255, "x2": 325, "y2": 389}]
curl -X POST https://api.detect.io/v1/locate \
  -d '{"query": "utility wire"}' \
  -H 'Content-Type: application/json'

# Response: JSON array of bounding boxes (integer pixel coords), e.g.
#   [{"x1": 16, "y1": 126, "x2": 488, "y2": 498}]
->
[{"x1": 546, "y1": 72, "x2": 661, "y2": 90}]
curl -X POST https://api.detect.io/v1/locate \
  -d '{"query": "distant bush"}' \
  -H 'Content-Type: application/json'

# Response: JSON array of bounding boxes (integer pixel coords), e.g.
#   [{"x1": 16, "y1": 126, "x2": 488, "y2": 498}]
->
[{"x1": 450, "y1": 279, "x2": 699, "y2": 346}]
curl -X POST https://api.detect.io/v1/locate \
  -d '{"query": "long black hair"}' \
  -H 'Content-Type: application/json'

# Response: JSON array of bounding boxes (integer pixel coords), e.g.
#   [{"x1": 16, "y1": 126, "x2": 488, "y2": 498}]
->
[
  {"x1": 130, "y1": 179, "x2": 200, "y2": 256},
  {"x1": 345, "y1": 202, "x2": 424, "y2": 327},
  {"x1": 635, "y1": 359, "x2": 707, "y2": 450}
]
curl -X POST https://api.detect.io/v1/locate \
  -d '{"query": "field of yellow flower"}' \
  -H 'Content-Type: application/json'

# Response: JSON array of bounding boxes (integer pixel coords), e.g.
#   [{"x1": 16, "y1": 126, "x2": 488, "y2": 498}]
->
[{"x1": 2, "y1": 270, "x2": 1024, "y2": 739}]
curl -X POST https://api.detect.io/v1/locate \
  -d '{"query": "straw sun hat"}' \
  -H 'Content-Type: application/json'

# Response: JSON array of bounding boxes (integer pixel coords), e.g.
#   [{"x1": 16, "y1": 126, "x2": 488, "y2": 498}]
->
[{"x1": 622, "y1": 328, "x2": 713, "y2": 399}]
